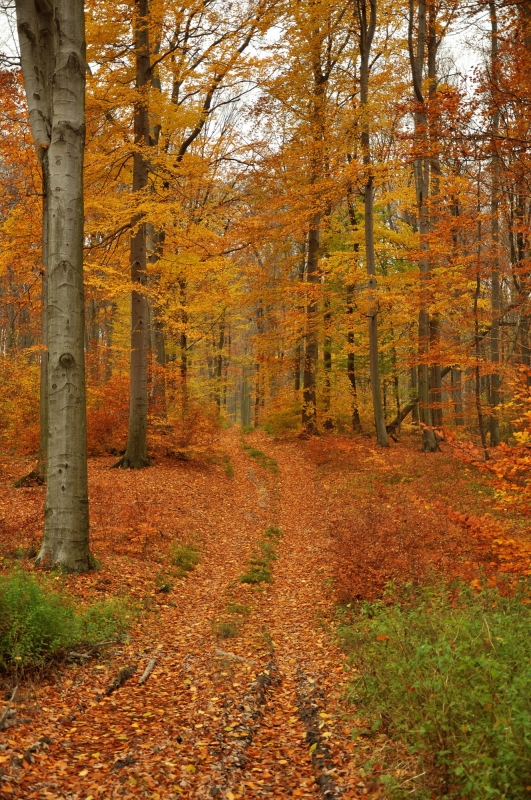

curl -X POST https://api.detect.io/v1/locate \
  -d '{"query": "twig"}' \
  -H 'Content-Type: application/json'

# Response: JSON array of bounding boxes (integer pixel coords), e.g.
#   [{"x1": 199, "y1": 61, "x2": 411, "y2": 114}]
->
[
  {"x1": 0, "y1": 685, "x2": 18, "y2": 728},
  {"x1": 138, "y1": 658, "x2": 157, "y2": 686}
]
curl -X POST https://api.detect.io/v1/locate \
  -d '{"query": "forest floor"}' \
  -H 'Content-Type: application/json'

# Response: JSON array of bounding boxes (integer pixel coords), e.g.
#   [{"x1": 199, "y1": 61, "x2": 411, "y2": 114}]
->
[{"x1": 0, "y1": 427, "x2": 529, "y2": 799}]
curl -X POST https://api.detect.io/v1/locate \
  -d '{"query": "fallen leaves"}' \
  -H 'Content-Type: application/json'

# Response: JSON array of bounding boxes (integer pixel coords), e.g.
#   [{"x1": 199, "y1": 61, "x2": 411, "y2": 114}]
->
[{"x1": 1, "y1": 430, "x2": 524, "y2": 798}]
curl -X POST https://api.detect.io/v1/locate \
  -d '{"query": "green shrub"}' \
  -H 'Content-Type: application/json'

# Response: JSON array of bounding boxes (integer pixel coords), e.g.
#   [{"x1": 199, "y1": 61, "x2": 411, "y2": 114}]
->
[
  {"x1": 239, "y1": 563, "x2": 272, "y2": 584},
  {"x1": 171, "y1": 543, "x2": 200, "y2": 577},
  {"x1": 0, "y1": 570, "x2": 129, "y2": 670},
  {"x1": 260, "y1": 540, "x2": 277, "y2": 560},
  {"x1": 340, "y1": 581, "x2": 531, "y2": 799},
  {"x1": 213, "y1": 620, "x2": 239, "y2": 638}
]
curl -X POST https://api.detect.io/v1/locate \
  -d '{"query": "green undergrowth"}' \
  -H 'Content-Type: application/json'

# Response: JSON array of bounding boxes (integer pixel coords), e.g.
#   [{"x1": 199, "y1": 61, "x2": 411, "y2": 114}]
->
[
  {"x1": 240, "y1": 442, "x2": 278, "y2": 473},
  {"x1": 213, "y1": 602, "x2": 251, "y2": 639},
  {"x1": 171, "y1": 542, "x2": 200, "y2": 578},
  {"x1": 339, "y1": 580, "x2": 531, "y2": 799},
  {"x1": 0, "y1": 569, "x2": 130, "y2": 671},
  {"x1": 240, "y1": 526, "x2": 282, "y2": 584},
  {"x1": 222, "y1": 453, "x2": 234, "y2": 478}
]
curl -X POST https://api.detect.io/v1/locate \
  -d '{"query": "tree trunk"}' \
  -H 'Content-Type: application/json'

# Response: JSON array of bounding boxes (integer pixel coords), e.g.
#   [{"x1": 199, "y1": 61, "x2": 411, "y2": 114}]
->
[
  {"x1": 357, "y1": 0, "x2": 388, "y2": 446},
  {"x1": 489, "y1": 0, "x2": 501, "y2": 446},
  {"x1": 430, "y1": 313, "x2": 443, "y2": 427},
  {"x1": 347, "y1": 287, "x2": 362, "y2": 433},
  {"x1": 16, "y1": 0, "x2": 91, "y2": 570},
  {"x1": 216, "y1": 316, "x2": 225, "y2": 412},
  {"x1": 409, "y1": 366, "x2": 419, "y2": 423},
  {"x1": 38, "y1": 228, "x2": 48, "y2": 478},
  {"x1": 323, "y1": 298, "x2": 333, "y2": 429},
  {"x1": 408, "y1": 0, "x2": 438, "y2": 452},
  {"x1": 451, "y1": 367, "x2": 464, "y2": 426},
  {"x1": 302, "y1": 219, "x2": 319, "y2": 433},
  {"x1": 121, "y1": 0, "x2": 151, "y2": 469}
]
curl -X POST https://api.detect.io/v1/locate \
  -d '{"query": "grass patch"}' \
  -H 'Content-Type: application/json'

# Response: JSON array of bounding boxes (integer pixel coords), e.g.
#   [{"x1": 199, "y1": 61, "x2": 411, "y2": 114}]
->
[
  {"x1": 264, "y1": 525, "x2": 282, "y2": 540},
  {"x1": 339, "y1": 580, "x2": 531, "y2": 798},
  {"x1": 239, "y1": 527, "x2": 282, "y2": 584},
  {"x1": 227, "y1": 603, "x2": 250, "y2": 615},
  {"x1": 0, "y1": 569, "x2": 130, "y2": 671},
  {"x1": 241, "y1": 442, "x2": 278, "y2": 473},
  {"x1": 155, "y1": 572, "x2": 173, "y2": 593},
  {"x1": 213, "y1": 620, "x2": 239, "y2": 638},
  {"x1": 222, "y1": 453, "x2": 234, "y2": 479},
  {"x1": 171, "y1": 542, "x2": 200, "y2": 578}
]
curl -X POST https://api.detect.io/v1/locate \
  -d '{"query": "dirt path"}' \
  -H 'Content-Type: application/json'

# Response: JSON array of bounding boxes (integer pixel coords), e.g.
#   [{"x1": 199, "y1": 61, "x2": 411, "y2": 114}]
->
[{"x1": 0, "y1": 432, "x2": 362, "y2": 799}]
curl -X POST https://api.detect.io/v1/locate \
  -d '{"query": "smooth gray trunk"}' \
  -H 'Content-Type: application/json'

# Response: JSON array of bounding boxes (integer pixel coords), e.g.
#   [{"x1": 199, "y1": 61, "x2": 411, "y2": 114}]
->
[{"x1": 16, "y1": 0, "x2": 91, "y2": 570}]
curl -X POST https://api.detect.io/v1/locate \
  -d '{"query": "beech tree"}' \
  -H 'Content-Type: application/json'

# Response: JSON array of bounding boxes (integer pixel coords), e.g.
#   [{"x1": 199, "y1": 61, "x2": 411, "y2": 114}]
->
[{"x1": 15, "y1": 0, "x2": 91, "y2": 570}]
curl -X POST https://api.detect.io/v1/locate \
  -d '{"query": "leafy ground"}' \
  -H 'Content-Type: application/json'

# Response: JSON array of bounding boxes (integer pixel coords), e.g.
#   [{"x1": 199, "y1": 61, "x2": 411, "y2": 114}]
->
[{"x1": 0, "y1": 428, "x2": 528, "y2": 798}]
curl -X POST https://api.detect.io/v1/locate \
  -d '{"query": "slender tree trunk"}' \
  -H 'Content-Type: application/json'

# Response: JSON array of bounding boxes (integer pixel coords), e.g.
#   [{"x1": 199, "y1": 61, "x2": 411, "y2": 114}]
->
[
  {"x1": 323, "y1": 298, "x2": 333, "y2": 429},
  {"x1": 121, "y1": 0, "x2": 151, "y2": 468},
  {"x1": 103, "y1": 301, "x2": 117, "y2": 383},
  {"x1": 147, "y1": 229, "x2": 166, "y2": 416},
  {"x1": 216, "y1": 316, "x2": 225, "y2": 411},
  {"x1": 489, "y1": 0, "x2": 501, "y2": 446},
  {"x1": 357, "y1": 0, "x2": 388, "y2": 446},
  {"x1": 408, "y1": 0, "x2": 438, "y2": 451},
  {"x1": 451, "y1": 367, "x2": 464, "y2": 426},
  {"x1": 302, "y1": 218, "x2": 320, "y2": 433},
  {"x1": 16, "y1": 0, "x2": 91, "y2": 569},
  {"x1": 430, "y1": 314, "x2": 443, "y2": 427},
  {"x1": 475, "y1": 272, "x2": 490, "y2": 460},
  {"x1": 346, "y1": 285, "x2": 362, "y2": 433},
  {"x1": 410, "y1": 366, "x2": 419, "y2": 423},
  {"x1": 346, "y1": 186, "x2": 362, "y2": 433}
]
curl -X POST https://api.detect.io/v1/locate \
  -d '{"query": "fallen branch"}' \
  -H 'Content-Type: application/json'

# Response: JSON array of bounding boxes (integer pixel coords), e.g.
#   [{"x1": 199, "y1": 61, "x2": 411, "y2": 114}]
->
[
  {"x1": 0, "y1": 685, "x2": 18, "y2": 729},
  {"x1": 138, "y1": 658, "x2": 157, "y2": 686},
  {"x1": 214, "y1": 648, "x2": 254, "y2": 665},
  {"x1": 105, "y1": 665, "x2": 137, "y2": 696}
]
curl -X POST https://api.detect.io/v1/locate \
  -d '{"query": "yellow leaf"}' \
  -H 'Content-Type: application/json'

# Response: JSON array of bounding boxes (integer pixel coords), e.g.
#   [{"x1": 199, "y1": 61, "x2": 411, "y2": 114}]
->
[{"x1": 79, "y1": 768, "x2": 88, "y2": 777}]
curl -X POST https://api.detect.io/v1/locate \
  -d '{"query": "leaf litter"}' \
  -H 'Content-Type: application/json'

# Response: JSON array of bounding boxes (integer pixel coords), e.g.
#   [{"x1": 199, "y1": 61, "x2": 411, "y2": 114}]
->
[{"x1": 0, "y1": 429, "x2": 529, "y2": 797}]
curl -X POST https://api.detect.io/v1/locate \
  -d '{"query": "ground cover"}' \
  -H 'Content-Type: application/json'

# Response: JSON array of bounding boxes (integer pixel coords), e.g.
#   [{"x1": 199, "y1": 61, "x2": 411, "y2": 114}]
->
[{"x1": 0, "y1": 428, "x2": 528, "y2": 798}]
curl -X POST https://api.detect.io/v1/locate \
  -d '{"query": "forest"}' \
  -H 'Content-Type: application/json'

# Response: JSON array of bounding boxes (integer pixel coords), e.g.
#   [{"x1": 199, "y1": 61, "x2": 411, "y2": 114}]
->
[{"x1": 0, "y1": 0, "x2": 531, "y2": 797}]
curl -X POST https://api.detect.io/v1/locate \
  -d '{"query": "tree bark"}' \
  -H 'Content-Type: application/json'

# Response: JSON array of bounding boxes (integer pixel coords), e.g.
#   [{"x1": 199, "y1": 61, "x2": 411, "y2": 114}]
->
[
  {"x1": 323, "y1": 298, "x2": 333, "y2": 429},
  {"x1": 408, "y1": 0, "x2": 438, "y2": 451},
  {"x1": 357, "y1": 0, "x2": 388, "y2": 446},
  {"x1": 121, "y1": 0, "x2": 151, "y2": 469},
  {"x1": 489, "y1": 0, "x2": 501, "y2": 446},
  {"x1": 302, "y1": 219, "x2": 320, "y2": 433},
  {"x1": 16, "y1": 0, "x2": 91, "y2": 570}
]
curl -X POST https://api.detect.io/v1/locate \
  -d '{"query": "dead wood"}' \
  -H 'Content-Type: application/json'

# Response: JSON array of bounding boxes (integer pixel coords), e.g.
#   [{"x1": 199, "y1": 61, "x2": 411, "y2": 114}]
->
[
  {"x1": 105, "y1": 665, "x2": 137, "y2": 695},
  {"x1": 138, "y1": 658, "x2": 156, "y2": 686}
]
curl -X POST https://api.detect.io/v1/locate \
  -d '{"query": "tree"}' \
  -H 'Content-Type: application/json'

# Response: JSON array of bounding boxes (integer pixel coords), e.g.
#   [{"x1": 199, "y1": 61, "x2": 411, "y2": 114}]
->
[
  {"x1": 355, "y1": 0, "x2": 388, "y2": 446},
  {"x1": 15, "y1": 0, "x2": 91, "y2": 570}
]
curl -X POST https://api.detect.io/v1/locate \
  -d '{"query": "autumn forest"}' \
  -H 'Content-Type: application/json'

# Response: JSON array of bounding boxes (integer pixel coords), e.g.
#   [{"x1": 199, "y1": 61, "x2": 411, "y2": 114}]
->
[{"x1": 1, "y1": 0, "x2": 531, "y2": 798}]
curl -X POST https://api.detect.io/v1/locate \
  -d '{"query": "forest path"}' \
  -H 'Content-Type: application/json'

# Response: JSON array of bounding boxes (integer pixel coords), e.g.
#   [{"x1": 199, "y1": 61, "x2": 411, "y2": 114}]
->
[{"x1": 2, "y1": 431, "x2": 363, "y2": 799}]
